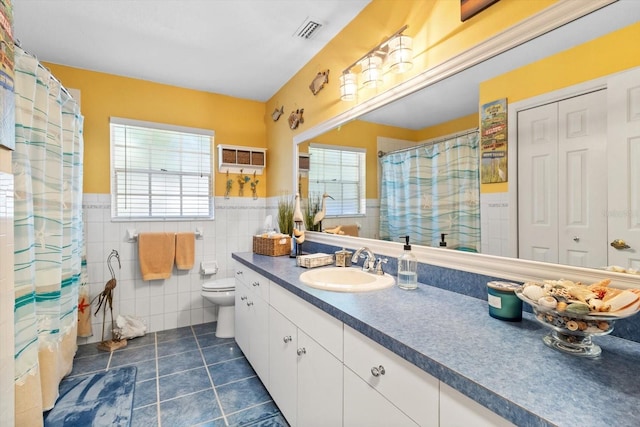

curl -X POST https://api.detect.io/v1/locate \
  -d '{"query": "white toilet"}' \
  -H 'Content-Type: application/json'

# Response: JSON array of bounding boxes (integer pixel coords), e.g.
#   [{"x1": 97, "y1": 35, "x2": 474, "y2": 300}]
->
[{"x1": 201, "y1": 277, "x2": 236, "y2": 338}]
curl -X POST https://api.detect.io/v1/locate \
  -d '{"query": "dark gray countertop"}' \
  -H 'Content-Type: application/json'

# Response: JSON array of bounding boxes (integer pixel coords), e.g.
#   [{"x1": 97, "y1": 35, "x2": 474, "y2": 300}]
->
[{"x1": 233, "y1": 252, "x2": 640, "y2": 427}]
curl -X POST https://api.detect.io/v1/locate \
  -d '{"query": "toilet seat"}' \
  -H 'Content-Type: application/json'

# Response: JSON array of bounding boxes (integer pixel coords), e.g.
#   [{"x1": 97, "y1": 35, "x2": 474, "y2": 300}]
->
[{"x1": 202, "y1": 277, "x2": 236, "y2": 292}]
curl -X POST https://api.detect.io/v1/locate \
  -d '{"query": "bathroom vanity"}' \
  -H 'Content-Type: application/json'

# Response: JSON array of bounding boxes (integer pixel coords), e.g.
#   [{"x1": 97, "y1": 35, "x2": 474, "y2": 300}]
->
[{"x1": 232, "y1": 252, "x2": 640, "y2": 427}]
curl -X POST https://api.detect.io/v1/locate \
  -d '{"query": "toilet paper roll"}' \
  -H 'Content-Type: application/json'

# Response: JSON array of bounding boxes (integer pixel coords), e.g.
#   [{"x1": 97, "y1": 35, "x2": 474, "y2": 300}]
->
[{"x1": 201, "y1": 261, "x2": 218, "y2": 275}]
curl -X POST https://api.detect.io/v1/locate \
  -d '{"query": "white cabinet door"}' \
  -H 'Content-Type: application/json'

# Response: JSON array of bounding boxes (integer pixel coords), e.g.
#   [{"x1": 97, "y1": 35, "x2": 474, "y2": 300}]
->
[
  {"x1": 440, "y1": 382, "x2": 514, "y2": 427},
  {"x1": 343, "y1": 367, "x2": 418, "y2": 427},
  {"x1": 343, "y1": 326, "x2": 439, "y2": 426},
  {"x1": 269, "y1": 307, "x2": 298, "y2": 426},
  {"x1": 297, "y1": 330, "x2": 343, "y2": 427},
  {"x1": 251, "y1": 293, "x2": 270, "y2": 386},
  {"x1": 234, "y1": 272, "x2": 269, "y2": 386},
  {"x1": 234, "y1": 280, "x2": 251, "y2": 355}
]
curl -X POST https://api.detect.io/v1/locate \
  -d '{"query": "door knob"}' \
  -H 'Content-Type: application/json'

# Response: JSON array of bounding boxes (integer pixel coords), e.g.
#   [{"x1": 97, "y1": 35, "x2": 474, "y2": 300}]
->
[{"x1": 610, "y1": 239, "x2": 631, "y2": 250}]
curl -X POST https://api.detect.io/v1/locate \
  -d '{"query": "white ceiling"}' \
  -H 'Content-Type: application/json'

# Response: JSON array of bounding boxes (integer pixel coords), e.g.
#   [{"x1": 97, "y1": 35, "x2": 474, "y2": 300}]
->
[{"x1": 13, "y1": 0, "x2": 370, "y2": 102}]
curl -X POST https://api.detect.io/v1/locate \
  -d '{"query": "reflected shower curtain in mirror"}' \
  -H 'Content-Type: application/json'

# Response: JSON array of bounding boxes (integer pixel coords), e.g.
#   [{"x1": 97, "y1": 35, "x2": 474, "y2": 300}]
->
[
  {"x1": 13, "y1": 46, "x2": 84, "y2": 425},
  {"x1": 379, "y1": 131, "x2": 480, "y2": 251}
]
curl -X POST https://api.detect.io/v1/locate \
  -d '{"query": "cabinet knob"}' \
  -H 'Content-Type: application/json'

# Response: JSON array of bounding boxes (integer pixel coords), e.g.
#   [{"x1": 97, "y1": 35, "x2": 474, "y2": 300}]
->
[
  {"x1": 252, "y1": 281, "x2": 260, "y2": 287},
  {"x1": 236, "y1": 270, "x2": 243, "y2": 275},
  {"x1": 283, "y1": 335, "x2": 292, "y2": 343},
  {"x1": 371, "y1": 365, "x2": 386, "y2": 377},
  {"x1": 246, "y1": 301, "x2": 253, "y2": 306},
  {"x1": 297, "y1": 347, "x2": 306, "y2": 356},
  {"x1": 240, "y1": 296, "x2": 247, "y2": 301}
]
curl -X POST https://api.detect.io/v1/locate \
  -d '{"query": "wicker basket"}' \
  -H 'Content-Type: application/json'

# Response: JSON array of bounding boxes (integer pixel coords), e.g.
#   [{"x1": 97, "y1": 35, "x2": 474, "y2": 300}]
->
[{"x1": 253, "y1": 235, "x2": 291, "y2": 256}]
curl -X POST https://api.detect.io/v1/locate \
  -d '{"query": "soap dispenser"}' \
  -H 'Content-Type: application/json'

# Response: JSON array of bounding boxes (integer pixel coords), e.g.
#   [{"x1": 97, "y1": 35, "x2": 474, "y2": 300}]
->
[{"x1": 398, "y1": 236, "x2": 418, "y2": 290}]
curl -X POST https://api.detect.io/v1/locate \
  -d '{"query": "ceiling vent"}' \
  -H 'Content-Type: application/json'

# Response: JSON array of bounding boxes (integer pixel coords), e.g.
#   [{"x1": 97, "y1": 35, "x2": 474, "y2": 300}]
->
[{"x1": 295, "y1": 19, "x2": 323, "y2": 40}]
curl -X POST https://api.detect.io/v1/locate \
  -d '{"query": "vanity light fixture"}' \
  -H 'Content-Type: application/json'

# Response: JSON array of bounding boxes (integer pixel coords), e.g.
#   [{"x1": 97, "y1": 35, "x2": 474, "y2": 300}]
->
[
  {"x1": 339, "y1": 71, "x2": 358, "y2": 101},
  {"x1": 359, "y1": 55, "x2": 384, "y2": 88},
  {"x1": 387, "y1": 33, "x2": 413, "y2": 73},
  {"x1": 340, "y1": 25, "x2": 412, "y2": 101}
]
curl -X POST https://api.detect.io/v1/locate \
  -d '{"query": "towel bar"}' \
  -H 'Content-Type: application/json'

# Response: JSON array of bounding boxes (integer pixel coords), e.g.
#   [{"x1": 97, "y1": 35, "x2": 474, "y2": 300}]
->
[{"x1": 127, "y1": 227, "x2": 204, "y2": 242}]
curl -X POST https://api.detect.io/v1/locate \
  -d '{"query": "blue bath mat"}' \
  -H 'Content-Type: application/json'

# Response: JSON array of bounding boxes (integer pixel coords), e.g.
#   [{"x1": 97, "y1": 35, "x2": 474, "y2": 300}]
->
[{"x1": 44, "y1": 366, "x2": 137, "y2": 427}]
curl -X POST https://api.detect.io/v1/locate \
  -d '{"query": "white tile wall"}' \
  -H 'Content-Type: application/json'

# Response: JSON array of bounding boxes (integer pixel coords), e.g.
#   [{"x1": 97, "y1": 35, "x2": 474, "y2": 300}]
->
[
  {"x1": 79, "y1": 194, "x2": 267, "y2": 344},
  {"x1": 0, "y1": 171, "x2": 15, "y2": 426},
  {"x1": 480, "y1": 192, "x2": 511, "y2": 257}
]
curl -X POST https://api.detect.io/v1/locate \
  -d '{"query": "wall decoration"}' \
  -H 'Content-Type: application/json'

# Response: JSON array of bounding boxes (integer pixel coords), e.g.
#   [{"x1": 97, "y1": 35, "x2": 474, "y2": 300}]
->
[
  {"x1": 271, "y1": 105, "x2": 284, "y2": 121},
  {"x1": 309, "y1": 69, "x2": 329, "y2": 95},
  {"x1": 461, "y1": 0, "x2": 500, "y2": 22},
  {"x1": 288, "y1": 108, "x2": 304, "y2": 130},
  {"x1": 480, "y1": 98, "x2": 507, "y2": 184},
  {"x1": 237, "y1": 169, "x2": 250, "y2": 196},
  {"x1": 250, "y1": 171, "x2": 259, "y2": 199},
  {"x1": 224, "y1": 170, "x2": 233, "y2": 199}
]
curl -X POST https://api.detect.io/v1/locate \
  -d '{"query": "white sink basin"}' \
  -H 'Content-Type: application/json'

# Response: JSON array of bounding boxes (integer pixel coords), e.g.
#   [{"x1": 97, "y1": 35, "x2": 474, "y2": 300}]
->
[{"x1": 299, "y1": 267, "x2": 395, "y2": 292}]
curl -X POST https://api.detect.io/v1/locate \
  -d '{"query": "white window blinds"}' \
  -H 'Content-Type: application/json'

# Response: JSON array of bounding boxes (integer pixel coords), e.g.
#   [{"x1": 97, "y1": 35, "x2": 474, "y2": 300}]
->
[
  {"x1": 110, "y1": 118, "x2": 214, "y2": 220},
  {"x1": 309, "y1": 144, "x2": 366, "y2": 216}
]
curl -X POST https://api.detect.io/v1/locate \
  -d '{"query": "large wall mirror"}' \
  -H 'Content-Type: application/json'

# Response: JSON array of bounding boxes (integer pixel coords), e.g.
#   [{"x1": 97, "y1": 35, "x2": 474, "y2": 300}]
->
[{"x1": 294, "y1": 1, "x2": 640, "y2": 277}]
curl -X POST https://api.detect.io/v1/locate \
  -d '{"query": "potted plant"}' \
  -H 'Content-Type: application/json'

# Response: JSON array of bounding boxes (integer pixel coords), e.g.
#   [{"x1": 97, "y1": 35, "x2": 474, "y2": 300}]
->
[{"x1": 277, "y1": 194, "x2": 294, "y2": 235}]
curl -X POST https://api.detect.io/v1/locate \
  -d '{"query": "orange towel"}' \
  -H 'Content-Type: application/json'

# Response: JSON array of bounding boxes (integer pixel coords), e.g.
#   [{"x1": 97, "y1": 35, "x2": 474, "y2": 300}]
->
[
  {"x1": 175, "y1": 232, "x2": 195, "y2": 270},
  {"x1": 138, "y1": 232, "x2": 175, "y2": 280},
  {"x1": 340, "y1": 224, "x2": 359, "y2": 237}
]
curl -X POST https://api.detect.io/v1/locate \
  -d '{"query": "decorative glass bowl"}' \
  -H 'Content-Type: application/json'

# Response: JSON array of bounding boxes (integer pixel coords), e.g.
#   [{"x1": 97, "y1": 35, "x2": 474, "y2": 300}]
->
[{"x1": 515, "y1": 287, "x2": 638, "y2": 358}]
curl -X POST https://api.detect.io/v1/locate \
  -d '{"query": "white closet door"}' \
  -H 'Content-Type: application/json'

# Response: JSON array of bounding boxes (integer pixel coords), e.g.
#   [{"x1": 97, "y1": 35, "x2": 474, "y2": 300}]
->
[
  {"x1": 607, "y1": 66, "x2": 640, "y2": 270},
  {"x1": 557, "y1": 90, "x2": 607, "y2": 267},
  {"x1": 518, "y1": 103, "x2": 559, "y2": 263},
  {"x1": 518, "y1": 91, "x2": 608, "y2": 267}
]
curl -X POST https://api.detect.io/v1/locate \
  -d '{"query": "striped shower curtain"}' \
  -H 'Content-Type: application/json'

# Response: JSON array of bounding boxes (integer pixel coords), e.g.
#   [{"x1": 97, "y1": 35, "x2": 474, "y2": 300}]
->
[
  {"x1": 379, "y1": 131, "x2": 480, "y2": 251},
  {"x1": 13, "y1": 46, "x2": 84, "y2": 424}
]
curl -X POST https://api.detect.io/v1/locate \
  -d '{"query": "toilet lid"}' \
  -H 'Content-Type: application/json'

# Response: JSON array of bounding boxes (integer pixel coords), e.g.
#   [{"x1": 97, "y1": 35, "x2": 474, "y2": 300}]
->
[{"x1": 202, "y1": 277, "x2": 236, "y2": 291}]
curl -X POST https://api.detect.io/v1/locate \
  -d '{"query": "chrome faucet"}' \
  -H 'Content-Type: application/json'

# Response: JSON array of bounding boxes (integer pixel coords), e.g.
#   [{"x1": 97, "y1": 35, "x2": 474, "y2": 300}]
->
[
  {"x1": 374, "y1": 258, "x2": 388, "y2": 275},
  {"x1": 351, "y1": 247, "x2": 376, "y2": 272}
]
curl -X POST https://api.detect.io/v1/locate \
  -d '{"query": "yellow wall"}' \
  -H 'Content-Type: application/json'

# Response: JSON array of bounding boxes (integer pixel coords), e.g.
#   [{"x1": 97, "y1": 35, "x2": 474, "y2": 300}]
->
[
  {"x1": 479, "y1": 20, "x2": 640, "y2": 194},
  {"x1": 265, "y1": 0, "x2": 557, "y2": 196},
  {"x1": 414, "y1": 113, "x2": 478, "y2": 141},
  {"x1": 301, "y1": 119, "x2": 417, "y2": 199},
  {"x1": 44, "y1": 64, "x2": 266, "y2": 195},
  {"x1": 41, "y1": 0, "x2": 560, "y2": 197}
]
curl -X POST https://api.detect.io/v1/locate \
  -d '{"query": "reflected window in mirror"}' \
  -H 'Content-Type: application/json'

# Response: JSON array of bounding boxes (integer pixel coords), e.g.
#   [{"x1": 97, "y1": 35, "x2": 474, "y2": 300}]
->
[{"x1": 309, "y1": 144, "x2": 366, "y2": 216}]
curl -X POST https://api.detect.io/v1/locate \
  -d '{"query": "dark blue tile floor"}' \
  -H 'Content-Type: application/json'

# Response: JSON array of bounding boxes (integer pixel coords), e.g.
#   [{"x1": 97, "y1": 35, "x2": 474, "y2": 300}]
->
[{"x1": 69, "y1": 322, "x2": 287, "y2": 426}]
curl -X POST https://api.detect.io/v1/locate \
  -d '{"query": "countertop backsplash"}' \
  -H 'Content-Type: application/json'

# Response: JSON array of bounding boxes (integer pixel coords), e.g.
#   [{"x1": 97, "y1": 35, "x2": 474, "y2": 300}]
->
[{"x1": 304, "y1": 240, "x2": 640, "y2": 344}]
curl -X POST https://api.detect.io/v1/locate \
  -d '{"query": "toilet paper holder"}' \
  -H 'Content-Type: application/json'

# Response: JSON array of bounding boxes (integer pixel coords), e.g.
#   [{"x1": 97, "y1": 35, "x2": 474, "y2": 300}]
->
[{"x1": 201, "y1": 261, "x2": 219, "y2": 275}]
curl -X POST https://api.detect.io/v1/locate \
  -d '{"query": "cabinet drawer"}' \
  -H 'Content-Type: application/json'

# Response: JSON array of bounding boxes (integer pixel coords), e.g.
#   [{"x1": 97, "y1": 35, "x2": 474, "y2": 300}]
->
[
  {"x1": 234, "y1": 263, "x2": 269, "y2": 301},
  {"x1": 270, "y1": 284, "x2": 343, "y2": 360},
  {"x1": 343, "y1": 325, "x2": 439, "y2": 427}
]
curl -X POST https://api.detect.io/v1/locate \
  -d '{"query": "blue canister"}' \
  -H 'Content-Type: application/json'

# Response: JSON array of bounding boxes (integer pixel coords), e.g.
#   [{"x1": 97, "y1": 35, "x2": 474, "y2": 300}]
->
[{"x1": 487, "y1": 281, "x2": 522, "y2": 321}]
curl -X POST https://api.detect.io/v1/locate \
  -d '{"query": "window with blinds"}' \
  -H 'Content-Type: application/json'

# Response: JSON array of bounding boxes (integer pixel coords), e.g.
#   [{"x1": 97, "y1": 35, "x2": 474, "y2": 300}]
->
[
  {"x1": 110, "y1": 118, "x2": 214, "y2": 220},
  {"x1": 308, "y1": 144, "x2": 366, "y2": 216}
]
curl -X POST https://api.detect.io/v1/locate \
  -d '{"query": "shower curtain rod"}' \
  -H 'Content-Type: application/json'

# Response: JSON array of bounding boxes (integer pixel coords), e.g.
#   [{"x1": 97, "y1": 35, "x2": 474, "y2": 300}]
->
[
  {"x1": 377, "y1": 127, "x2": 479, "y2": 158},
  {"x1": 15, "y1": 42, "x2": 74, "y2": 100}
]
